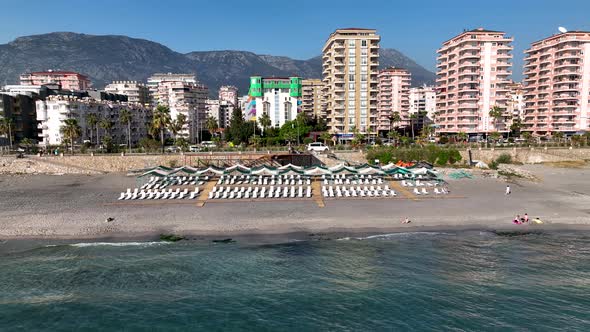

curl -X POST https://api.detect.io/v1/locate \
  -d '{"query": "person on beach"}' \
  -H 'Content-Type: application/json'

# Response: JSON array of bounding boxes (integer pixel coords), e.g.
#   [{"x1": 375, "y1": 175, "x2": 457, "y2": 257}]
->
[
  {"x1": 505, "y1": 185, "x2": 511, "y2": 195},
  {"x1": 513, "y1": 215, "x2": 520, "y2": 224},
  {"x1": 524, "y1": 213, "x2": 529, "y2": 223},
  {"x1": 402, "y1": 218, "x2": 411, "y2": 224},
  {"x1": 532, "y1": 217, "x2": 544, "y2": 224}
]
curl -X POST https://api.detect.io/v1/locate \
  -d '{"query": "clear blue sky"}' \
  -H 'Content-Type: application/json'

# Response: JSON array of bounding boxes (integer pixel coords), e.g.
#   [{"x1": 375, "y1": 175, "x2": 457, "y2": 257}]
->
[{"x1": 1, "y1": 0, "x2": 589, "y2": 80}]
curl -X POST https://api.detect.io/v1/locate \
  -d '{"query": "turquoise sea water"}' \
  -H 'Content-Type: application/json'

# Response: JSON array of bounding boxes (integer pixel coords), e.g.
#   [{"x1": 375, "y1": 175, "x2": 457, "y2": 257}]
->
[{"x1": 1, "y1": 231, "x2": 590, "y2": 331}]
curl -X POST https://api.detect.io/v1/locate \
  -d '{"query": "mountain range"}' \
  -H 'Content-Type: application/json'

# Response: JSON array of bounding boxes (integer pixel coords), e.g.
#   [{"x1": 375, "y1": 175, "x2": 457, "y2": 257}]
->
[{"x1": 0, "y1": 32, "x2": 435, "y2": 97}]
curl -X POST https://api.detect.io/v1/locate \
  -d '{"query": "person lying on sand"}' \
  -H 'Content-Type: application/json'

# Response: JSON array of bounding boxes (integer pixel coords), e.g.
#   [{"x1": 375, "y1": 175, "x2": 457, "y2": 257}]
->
[
  {"x1": 402, "y1": 218, "x2": 411, "y2": 224},
  {"x1": 532, "y1": 217, "x2": 544, "y2": 224}
]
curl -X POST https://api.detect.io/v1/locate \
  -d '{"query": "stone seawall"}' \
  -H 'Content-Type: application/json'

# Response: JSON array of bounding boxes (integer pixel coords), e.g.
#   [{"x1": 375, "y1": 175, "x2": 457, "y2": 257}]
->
[
  {"x1": 0, "y1": 148, "x2": 588, "y2": 175},
  {"x1": 461, "y1": 147, "x2": 590, "y2": 164}
]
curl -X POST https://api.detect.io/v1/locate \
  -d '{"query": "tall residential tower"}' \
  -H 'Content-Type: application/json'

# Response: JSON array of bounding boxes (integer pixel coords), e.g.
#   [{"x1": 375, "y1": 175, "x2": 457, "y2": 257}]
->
[
  {"x1": 436, "y1": 28, "x2": 514, "y2": 136},
  {"x1": 322, "y1": 28, "x2": 380, "y2": 139},
  {"x1": 522, "y1": 31, "x2": 590, "y2": 135}
]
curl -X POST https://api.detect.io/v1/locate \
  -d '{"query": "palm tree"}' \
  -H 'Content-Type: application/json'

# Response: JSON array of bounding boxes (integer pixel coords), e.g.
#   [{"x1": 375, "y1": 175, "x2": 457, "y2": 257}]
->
[
  {"x1": 388, "y1": 112, "x2": 402, "y2": 132},
  {"x1": 258, "y1": 112, "x2": 271, "y2": 136},
  {"x1": 152, "y1": 105, "x2": 172, "y2": 153},
  {"x1": 457, "y1": 131, "x2": 468, "y2": 143},
  {"x1": 0, "y1": 118, "x2": 13, "y2": 150},
  {"x1": 206, "y1": 115, "x2": 218, "y2": 137},
  {"x1": 387, "y1": 130, "x2": 400, "y2": 146},
  {"x1": 99, "y1": 118, "x2": 113, "y2": 147},
  {"x1": 119, "y1": 109, "x2": 132, "y2": 151},
  {"x1": 86, "y1": 113, "x2": 98, "y2": 145},
  {"x1": 168, "y1": 113, "x2": 187, "y2": 146},
  {"x1": 60, "y1": 119, "x2": 82, "y2": 155},
  {"x1": 489, "y1": 106, "x2": 504, "y2": 132},
  {"x1": 410, "y1": 113, "x2": 418, "y2": 139},
  {"x1": 319, "y1": 131, "x2": 332, "y2": 145}
]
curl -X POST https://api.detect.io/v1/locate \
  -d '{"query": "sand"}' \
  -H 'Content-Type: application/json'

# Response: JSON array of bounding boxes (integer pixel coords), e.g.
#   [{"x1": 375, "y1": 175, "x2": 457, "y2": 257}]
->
[{"x1": 0, "y1": 164, "x2": 589, "y2": 242}]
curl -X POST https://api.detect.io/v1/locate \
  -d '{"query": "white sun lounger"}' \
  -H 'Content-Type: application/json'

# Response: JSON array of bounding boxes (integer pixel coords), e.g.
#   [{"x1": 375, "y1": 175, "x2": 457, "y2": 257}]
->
[
  {"x1": 421, "y1": 188, "x2": 428, "y2": 195},
  {"x1": 413, "y1": 188, "x2": 421, "y2": 195}
]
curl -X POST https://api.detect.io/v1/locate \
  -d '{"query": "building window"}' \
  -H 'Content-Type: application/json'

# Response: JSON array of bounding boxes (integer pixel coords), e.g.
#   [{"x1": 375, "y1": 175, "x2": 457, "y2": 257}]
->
[
  {"x1": 361, "y1": 57, "x2": 367, "y2": 65},
  {"x1": 361, "y1": 74, "x2": 367, "y2": 82},
  {"x1": 361, "y1": 83, "x2": 367, "y2": 91},
  {"x1": 361, "y1": 40, "x2": 367, "y2": 47},
  {"x1": 348, "y1": 65, "x2": 356, "y2": 73},
  {"x1": 348, "y1": 39, "x2": 356, "y2": 47},
  {"x1": 349, "y1": 57, "x2": 356, "y2": 65},
  {"x1": 284, "y1": 102, "x2": 292, "y2": 122},
  {"x1": 349, "y1": 83, "x2": 355, "y2": 90},
  {"x1": 349, "y1": 74, "x2": 355, "y2": 82}
]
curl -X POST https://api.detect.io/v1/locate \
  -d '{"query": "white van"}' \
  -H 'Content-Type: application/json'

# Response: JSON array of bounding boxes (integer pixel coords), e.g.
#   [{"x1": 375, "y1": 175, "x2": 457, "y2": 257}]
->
[
  {"x1": 200, "y1": 141, "x2": 216, "y2": 148},
  {"x1": 307, "y1": 142, "x2": 329, "y2": 152}
]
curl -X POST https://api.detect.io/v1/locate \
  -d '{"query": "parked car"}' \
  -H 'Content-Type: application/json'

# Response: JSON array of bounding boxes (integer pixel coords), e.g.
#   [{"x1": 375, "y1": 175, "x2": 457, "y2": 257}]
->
[
  {"x1": 200, "y1": 141, "x2": 216, "y2": 148},
  {"x1": 307, "y1": 142, "x2": 329, "y2": 152}
]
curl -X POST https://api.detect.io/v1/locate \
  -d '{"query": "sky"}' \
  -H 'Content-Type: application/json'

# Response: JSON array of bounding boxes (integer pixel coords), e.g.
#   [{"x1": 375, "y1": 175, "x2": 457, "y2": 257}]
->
[{"x1": 1, "y1": 0, "x2": 590, "y2": 81}]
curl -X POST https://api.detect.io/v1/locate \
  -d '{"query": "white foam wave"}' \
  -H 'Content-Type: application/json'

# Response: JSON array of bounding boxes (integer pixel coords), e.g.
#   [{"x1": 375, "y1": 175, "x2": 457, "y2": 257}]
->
[
  {"x1": 357, "y1": 232, "x2": 450, "y2": 240},
  {"x1": 68, "y1": 241, "x2": 170, "y2": 248}
]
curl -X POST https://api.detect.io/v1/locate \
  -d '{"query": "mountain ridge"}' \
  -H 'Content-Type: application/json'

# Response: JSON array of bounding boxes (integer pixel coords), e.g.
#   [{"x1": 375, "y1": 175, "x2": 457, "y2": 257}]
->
[{"x1": 0, "y1": 32, "x2": 435, "y2": 96}]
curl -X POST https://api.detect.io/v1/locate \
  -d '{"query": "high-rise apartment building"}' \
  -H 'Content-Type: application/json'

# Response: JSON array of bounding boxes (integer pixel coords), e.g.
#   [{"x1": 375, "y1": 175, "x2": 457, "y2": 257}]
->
[
  {"x1": 147, "y1": 73, "x2": 208, "y2": 143},
  {"x1": 377, "y1": 67, "x2": 411, "y2": 132},
  {"x1": 522, "y1": 31, "x2": 590, "y2": 135},
  {"x1": 409, "y1": 85, "x2": 437, "y2": 120},
  {"x1": 248, "y1": 76, "x2": 302, "y2": 128},
  {"x1": 506, "y1": 81, "x2": 525, "y2": 120},
  {"x1": 301, "y1": 79, "x2": 325, "y2": 118},
  {"x1": 436, "y1": 28, "x2": 514, "y2": 136},
  {"x1": 104, "y1": 81, "x2": 149, "y2": 105},
  {"x1": 20, "y1": 70, "x2": 91, "y2": 91},
  {"x1": 218, "y1": 86, "x2": 238, "y2": 106},
  {"x1": 322, "y1": 28, "x2": 380, "y2": 138}
]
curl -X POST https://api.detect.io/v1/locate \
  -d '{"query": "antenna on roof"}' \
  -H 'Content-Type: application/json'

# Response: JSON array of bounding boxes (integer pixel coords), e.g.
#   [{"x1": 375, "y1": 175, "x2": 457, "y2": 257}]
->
[{"x1": 558, "y1": 27, "x2": 568, "y2": 33}]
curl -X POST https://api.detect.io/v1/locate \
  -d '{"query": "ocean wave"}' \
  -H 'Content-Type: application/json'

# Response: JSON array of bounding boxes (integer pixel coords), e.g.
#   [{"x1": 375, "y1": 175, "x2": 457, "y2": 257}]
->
[
  {"x1": 55, "y1": 242, "x2": 171, "y2": 248},
  {"x1": 357, "y1": 232, "x2": 451, "y2": 240}
]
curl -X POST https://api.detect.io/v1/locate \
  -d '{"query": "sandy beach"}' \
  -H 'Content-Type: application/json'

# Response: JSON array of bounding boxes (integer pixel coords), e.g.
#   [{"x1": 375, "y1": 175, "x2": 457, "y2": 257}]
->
[{"x1": 0, "y1": 163, "x2": 589, "y2": 242}]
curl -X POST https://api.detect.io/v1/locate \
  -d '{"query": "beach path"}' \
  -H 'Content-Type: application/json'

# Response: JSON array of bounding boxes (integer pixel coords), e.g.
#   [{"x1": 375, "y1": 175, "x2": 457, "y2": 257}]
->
[
  {"x1": 389, "y1": 180, "x2": 416, "y2": 200},
  {"x1": 197, "y1": 180, "x2": 217, "y2": 207},
  {"x1": 311, "y1": 179, "x2": 325, "y2": 208}
]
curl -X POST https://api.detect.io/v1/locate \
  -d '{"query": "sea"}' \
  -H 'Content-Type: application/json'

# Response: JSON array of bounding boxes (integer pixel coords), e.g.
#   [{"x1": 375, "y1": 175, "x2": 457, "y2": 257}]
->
[{"x1": 1, "y1": 230, "x2": 590, "y2": 331}]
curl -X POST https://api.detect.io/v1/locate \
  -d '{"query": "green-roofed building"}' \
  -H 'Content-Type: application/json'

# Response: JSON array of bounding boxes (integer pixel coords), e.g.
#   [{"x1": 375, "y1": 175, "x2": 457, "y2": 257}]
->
[{"x1": 248, "y1": 76, "x2": 302, "y2": 128}]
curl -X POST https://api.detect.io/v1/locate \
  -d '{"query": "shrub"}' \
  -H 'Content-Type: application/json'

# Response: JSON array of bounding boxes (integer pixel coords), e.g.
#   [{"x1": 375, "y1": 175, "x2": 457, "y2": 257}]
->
[
  {"x1": 168, "y1": 159, "x2": 179, "y2": 168},
  {"x1": 495, "y1": 153, "x2": 512, "y2": 164},
  {"x1": 436, "y1": 150, "x2": 449, "y2": 166},
  {"x1": 139, "y1": 138, "x2": 160, "y2": 153},
  {"x1": 448, "y1": 149, "x2": 462, "y2": 164},
  {"x1": 303, "y1": 137, "x2": 313, "y2": 145}
]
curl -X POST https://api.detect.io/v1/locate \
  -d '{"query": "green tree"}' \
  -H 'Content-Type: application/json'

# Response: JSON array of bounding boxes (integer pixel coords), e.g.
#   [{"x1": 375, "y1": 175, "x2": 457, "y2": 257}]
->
[
  {"x1": 387, "y1": 130, "x2": 401, "y2": 145},
  {"x1": 60, "y1": 118, "x2": 81, "y2": 155},
  {"x1": 489, "y1": 131, "x2": 501, "y2": 143},
  {"x1": 388, "y1": 112, "x2": 402, "y2": 132},
  {"x1": 152, "y1": 105, "x2": 172, "y2": 153},
  {"x1": 258, "y1": 112, "x2": 271, "y2": 136},
  {"x1": 489, "y1": 106, "x2": 505, "y2": 131},
  {"x1": 552, "y1": 131, "x2": 564, "y2": 143},
  {"x1": 20, "y1": 137, "x2": 34, "y2": 153},
  {"x1": 0, "y1": 118, "x2": 13, "y2": 150},
  {"x1": 522, "y1": 132, "x2": 533, "y2": 144},
  {"x1": 457, "y1": 131, "x2": 468, "y2": 143},
  {"x1": 168, "y1": 113, "x2": 187, "y2": 146},
  {"x1": 319, "y1": 131, "x2": 332, "y2": 145},
  {"x1": 510, "y1": 117, "x2": 522, "y2": 138},
  {"x1": 86, "y1": 113, "x2": 98, "y2": 145},
  {"x1": 206, "y1": 115, "x2": 218, "y2": 137},
  {"x1": 119, "y1": 109, "x2": 132, "y2": 151}
]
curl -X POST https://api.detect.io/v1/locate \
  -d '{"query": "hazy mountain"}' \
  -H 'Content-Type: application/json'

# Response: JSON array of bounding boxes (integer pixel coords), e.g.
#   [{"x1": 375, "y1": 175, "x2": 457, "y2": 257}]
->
[{"x1": 0, "y1": 32, "x2": 435, "y2": 96}]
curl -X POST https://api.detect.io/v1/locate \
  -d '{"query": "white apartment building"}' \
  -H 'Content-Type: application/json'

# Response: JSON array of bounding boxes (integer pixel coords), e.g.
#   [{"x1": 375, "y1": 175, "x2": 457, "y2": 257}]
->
[
  {"x1": 148, "y1": 73, "x2": 208, "y2": 142},
  {"x1": 36, "y1": 95, "x2": 151, "y2": 147},
  {"x1": 409, "y1": 85, "x2": 437, "y2": 120},
  {"x1": 248, "y1": 76, "x2": 302, "y2": 128},
  {"x1": 104, "y1": 81, "x2": 149, "y2": 105},
  {"x1": 322, "y1": 28, "x2": 380, "y2": 138}
]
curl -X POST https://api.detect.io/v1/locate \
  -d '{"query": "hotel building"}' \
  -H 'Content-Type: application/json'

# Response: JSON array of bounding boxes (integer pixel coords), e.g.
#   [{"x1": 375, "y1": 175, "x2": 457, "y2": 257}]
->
[
  {"x1": 322, "y1": 28, "x2": 380, "y2": 138},
  {"x1": 248, "y1": 76, "x2": 302, "y2": 128},
  {"x1": 104, "y1": 81, "x2": 149, "y2": 105},
  {"x1": 301, "y1": 79, "x2": 325, "y2": 118},
  {"x1": 436, "y1": 28, "x2": 514, "y2": 136},
  {"x1": 20, "y1": 70, "x2": 91, "y2": 91},
  {"x1": 522, "y1": 31, "x2": 590, "y2": 135},
  {"x1": 377, "y1": 67, "x2": 411, "y2": 132}
]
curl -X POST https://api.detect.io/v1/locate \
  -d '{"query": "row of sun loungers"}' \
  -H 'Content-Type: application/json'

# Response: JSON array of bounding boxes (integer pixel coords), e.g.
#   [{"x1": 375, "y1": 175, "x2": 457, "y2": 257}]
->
[
  {"x1": 208, "y1": 185, "x2": 312, "y2": 199},
  {"x1": 412, "y1": 187, "x2": 449, "y2": 195},
  {"x1": 325, "y1": 178, "x2": 384, "y2": 185},
  {"x1": 141, "y1": 176, "x2": 207, "y2": 190},
  {"x1": 217, "y1": 175, "x2": 311, "y2": 185},
  {"x1": 322, "y1": 185, "x2": 397, "y2": 198},
  {"x1": 118, "y1": 187, "x2": 200, "y2": 200},
  {"x1": 401, "y1": 180, "x2": 440, "y2": 187}
]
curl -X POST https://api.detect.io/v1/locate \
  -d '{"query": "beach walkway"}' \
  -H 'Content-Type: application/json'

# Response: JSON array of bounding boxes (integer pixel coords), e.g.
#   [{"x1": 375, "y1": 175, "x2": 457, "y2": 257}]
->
[
  {"x1": 311, "y1": 180, "x2": 325, "y2": 208},
  {"x1": 389, "y1": 180, "x2": 417, "y2": 200},
  {"x1": 197, "y1": 180, "x2": 217, "y2": 207}
]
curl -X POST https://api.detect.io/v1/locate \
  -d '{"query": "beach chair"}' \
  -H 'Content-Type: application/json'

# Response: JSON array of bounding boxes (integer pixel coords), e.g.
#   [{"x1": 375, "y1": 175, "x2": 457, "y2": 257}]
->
[
  {"x1": 298, "y1": 186, "x2": 303, "y2": 198},
  {"x1": 229, "y1": 192, "x2": 235, "y2": 199},
  {"x1": 413, "y1": 188, "x2": 421, "y2": 195},
  {"x1": 237, "y1": 192, "x2": 242, "y2": 199},
  {"x1": 421, "y1": 188, "x2": 428, "y2": 195},
  {"x1": 118, "y1": 192, "x2": 126, "y2": 200},
  {"x1": 306, "y1": 186, "x2": 312, "y2": 198}
]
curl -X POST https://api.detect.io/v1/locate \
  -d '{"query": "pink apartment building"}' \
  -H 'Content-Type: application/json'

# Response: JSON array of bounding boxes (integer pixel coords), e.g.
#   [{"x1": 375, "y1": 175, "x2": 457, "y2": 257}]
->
[
  {"x1": 436, "y1": 28, "x2": 513, "y2": 136},
  {"x1": 377, "y1": 67, "x2": 411, "y2": 132},
  {"x1": 20, "y1": 70, "x2": 91, "y2": 90},
  {"x1": 523, "y1": 31, "x2": 590, "y2": 135},
  {"x1": 218, "y1": 85, "x2": 238, "y2": 106}
]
